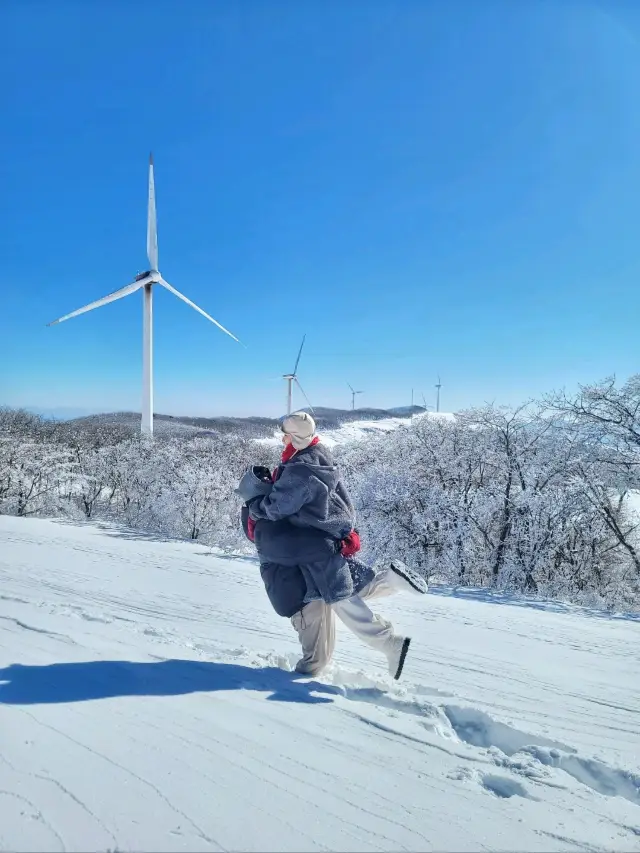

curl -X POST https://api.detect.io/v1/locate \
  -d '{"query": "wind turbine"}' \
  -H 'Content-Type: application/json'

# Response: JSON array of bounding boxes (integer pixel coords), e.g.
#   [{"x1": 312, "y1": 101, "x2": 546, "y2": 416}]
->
[
  {"x1": 347, "y1": 382, "x2": 363, "y2": 411},
  {"x1": 47, "y1": 155, "x2": 240, "y2": 436},
  {"x1": 283, "y1": 335, "x2": 313, "y2": 415},
  {"x1": 435, "y1": 375, "x2": 442, "y2": 413}
]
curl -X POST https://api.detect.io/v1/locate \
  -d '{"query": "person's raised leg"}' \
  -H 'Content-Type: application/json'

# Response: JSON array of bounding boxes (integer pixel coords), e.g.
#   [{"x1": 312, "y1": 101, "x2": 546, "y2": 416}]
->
[{"x1": 351, "y1": 559, "x2": 428, "y2": 602}]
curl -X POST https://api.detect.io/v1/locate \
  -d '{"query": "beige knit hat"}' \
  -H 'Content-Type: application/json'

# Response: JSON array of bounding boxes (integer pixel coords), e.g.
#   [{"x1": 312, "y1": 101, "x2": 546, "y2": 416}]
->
[{"x1": 281, "y1": 411, "x2": 317, "y2": 450}]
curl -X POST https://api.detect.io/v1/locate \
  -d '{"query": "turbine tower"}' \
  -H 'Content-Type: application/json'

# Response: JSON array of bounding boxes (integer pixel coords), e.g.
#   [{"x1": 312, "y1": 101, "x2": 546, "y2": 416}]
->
[
  {"x1": 435, "y1": 375, "x2": 442, "y2": 413},
  {"x1": 347, "y1": 382, "x2": 363, "y2": 411},
  {"x1": 283, "y1": 335, "x2": 313, "y2": 415},
  {"x1": 48, "y1": 155, "x2": 240, "y2": 435}
]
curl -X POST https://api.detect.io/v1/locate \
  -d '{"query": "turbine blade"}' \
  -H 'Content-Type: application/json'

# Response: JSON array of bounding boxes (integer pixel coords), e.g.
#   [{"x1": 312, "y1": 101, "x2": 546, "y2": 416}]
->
[
  {"x1": 47, "y1": 279, "x2": 147, "y2": 326},
  {"x1": 147, "y1": 153, "x2": 158, "y2": 270},
  {"x1": 294, "y1": 377, "x2": 314, "y2": 414},
  {"x1": 347, "y1": 382, "x2": 354, "y2": 393},
  {"x1": 293, "y1": 334, "x2": 306, "y2": 375},
  {"x1": 159, "y1": 278, "x2": 241, "y2": 343}
]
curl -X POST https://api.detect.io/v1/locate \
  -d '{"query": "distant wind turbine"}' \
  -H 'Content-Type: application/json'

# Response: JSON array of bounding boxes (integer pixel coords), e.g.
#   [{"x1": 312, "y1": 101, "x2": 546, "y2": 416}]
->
[
  {"x1": 283, "y1": 335, "x2": 313, "y2": 415},
  {"x1": 435, "y1": 376, "x2": 442, "y2": 413},
  {"x1": 347, "y1": 382, "x2": 363, "y2": 411},
  {"x1": 47, "y1": 155, "x2": 240, "y2": 435}
]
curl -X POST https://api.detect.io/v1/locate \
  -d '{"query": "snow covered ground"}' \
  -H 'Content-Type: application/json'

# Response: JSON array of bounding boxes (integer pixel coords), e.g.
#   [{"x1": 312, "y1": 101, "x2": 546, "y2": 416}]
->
[
  {"x1": 259, "y1": 411, "x2": 456, "y2": 449},
  {"x1": 321, "y1": 412, "x2": 455, "y2": 449},
  {"x1": 1, "y1": 516, "x2": 639, "y2": 852},
  {"x1": 624, "y1": 489, "x2": 640, "y2": 522}
]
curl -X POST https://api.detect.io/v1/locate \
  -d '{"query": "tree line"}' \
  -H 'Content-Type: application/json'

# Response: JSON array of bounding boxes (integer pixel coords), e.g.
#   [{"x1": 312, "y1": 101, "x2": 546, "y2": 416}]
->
[{"x1": 2, "y1": 375, "x2": 639, "y2": 610}]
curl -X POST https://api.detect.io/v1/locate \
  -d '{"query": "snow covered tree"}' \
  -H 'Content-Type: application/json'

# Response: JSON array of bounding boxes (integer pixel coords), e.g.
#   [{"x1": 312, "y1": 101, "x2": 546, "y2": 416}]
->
[
  {"x1": 2, "y1": 382, "x2": 638, "y2": 611},
  {"x1": 0, "y1": 409, "x2": 73, "y2": 517},
  {"x1": 546, "y1": 376, "x2": 640, "y2": 585},
  {"x1": 341, "y1": 401, "x2": 640, "y2": 608}
]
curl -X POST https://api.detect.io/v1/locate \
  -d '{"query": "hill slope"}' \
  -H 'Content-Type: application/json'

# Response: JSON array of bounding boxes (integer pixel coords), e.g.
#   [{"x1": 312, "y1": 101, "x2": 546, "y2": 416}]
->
[
  {"x1": 0, "y1": 517, "x2": 638, "y2": 852},
  {"x1": 64, "y1": 406, "x2": 431, "y2": 439}
]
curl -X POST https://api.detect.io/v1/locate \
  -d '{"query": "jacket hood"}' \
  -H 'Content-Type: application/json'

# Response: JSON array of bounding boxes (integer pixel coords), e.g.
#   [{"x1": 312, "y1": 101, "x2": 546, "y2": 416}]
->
[{"x1": 286, "y1": 445, "x2": 340, "y2": 490}]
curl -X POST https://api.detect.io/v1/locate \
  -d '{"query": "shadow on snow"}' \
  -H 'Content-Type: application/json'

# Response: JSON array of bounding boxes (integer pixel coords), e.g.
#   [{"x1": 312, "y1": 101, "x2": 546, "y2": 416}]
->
[{"x1": 0, "y1": 659, "x2": 340, "y2": 706}]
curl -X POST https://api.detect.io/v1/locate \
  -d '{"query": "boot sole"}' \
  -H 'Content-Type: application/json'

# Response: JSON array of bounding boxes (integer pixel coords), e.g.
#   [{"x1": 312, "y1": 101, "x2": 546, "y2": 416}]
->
[
  {"x1": 393, "y1": 637, "x2": 411, "y2": 680},
  {"x1": 391, "y1": 562, "x2": 427, "y2": 594}
]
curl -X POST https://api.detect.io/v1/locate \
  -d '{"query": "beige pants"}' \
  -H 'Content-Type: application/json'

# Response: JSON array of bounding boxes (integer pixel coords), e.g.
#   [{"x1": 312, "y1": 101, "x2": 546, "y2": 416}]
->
[{"x1": 291, "y1": 566, "x2": 399, "y2": 677}]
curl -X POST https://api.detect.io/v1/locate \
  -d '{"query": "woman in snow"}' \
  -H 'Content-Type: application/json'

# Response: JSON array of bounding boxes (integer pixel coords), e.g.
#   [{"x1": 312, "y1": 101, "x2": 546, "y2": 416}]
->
[{"x1": 238, "y1": 411, "x2": 427, "y2": 680}]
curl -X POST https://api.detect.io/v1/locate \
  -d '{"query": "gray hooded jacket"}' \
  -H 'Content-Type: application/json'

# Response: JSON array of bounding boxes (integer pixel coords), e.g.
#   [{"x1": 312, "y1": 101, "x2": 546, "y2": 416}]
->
[
  {"x1": 248, "y1": 443, "x2": 356, "y2": 539},
  {"x1": 237, "y1": 443, "x2": 372, "y2": 604},
  {"x1": 239, "y1": 507, "x2": 373, "y2": 616}
]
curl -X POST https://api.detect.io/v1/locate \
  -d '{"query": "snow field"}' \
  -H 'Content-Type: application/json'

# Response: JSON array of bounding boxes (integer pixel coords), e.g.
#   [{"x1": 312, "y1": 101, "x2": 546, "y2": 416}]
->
[{"x1": 0, "y1": 516, "x2": 639, "y2": 852}]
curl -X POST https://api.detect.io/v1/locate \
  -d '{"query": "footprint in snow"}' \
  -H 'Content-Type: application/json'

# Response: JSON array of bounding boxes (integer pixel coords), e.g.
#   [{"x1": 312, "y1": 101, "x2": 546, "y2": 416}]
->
[
  {"x1": 443, "y1": 705, "x2": 640, "y2": 806},
  {"x1": 481, "y1": 773, "x2": 536, "y2": 800}
]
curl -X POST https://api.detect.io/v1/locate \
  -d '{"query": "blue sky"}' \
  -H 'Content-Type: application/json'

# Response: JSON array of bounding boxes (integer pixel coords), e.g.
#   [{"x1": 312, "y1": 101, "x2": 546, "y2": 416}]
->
[{"x1": 2, "y1": 0, "x2": 640, "y2": 418}]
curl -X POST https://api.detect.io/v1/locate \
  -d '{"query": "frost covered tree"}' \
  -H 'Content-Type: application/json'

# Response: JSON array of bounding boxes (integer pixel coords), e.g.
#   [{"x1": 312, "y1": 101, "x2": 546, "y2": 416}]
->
[
  {"x1": 341, "y1": 400, "x2": 639, "y2": 608},
  {"x1": 1, "y1": 385, "x2": 638, "y2": 610},
  {"x1": 546, "y1": 376, "x2": 640, "y2": 583},
  {"x1": 0, "y1": 408, "x2": 74, "y2": 517},
  {"x1": 152, "y1": 435, "x2": 257, "y2": 544}
]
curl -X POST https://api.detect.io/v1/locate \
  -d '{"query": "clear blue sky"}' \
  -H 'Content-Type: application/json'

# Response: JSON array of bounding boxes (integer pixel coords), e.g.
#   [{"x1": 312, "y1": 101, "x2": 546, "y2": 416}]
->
[{"x1": 2, "y1": 0, "x2": 640, "y2": 418}]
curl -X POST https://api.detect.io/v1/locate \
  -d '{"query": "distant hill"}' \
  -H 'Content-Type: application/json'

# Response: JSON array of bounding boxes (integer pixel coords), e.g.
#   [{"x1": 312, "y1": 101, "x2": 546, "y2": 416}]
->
[
  {"x1": 67, "y1": 405, "x2": 430, "y2": 439},
  {"x1": 67, "y1": 411, "x2": 277, "y2": 439},
  {"x1": 386, "y1": 405, "x2": 427, "y2": 417},
  {"x1": 301, "y1": 406, "x2": 426, "y2": 429}
]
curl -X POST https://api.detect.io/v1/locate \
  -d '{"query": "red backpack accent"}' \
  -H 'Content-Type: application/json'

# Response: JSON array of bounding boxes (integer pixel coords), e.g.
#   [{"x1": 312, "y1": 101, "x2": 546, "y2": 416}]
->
[
  {"x1": 340, "y1": 529, "x2": 361, "y2": 558},
  {"x1": 247, "y1": 516, "x2": 256, "y2": 542}
]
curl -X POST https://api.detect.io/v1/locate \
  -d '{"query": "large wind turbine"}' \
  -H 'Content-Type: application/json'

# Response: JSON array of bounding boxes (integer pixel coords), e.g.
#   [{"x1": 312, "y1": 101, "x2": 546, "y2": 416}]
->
[
  {"x1": 347, "y1": 382, "x2": 363, "y2": 411},
  {"x1": 48, "y1": 155, "x2": 240, "y2": 435},
  {"x1": 283, "y1": 335, "x2": 313, "y2": 415}
]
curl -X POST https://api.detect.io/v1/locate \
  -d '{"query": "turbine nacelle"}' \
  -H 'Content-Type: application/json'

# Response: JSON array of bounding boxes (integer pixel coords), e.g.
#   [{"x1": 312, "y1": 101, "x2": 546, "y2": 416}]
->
[{"x1": 135, "y1": 270, "x2": 160, "y2": 283}]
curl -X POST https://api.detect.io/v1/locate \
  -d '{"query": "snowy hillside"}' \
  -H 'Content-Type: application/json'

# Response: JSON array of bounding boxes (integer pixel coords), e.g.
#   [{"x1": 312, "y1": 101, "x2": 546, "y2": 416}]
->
[
  {"x1": 1, "y1": 517, "x2": 639, "y2": 852},
  {"x1": 58, "y1": 407, "x2": 442, "y2": 441},
  {"x1": 322, "y1": 411, "x2": 455, "y2": 448},
  {"x1": 258, "y1": 411, "x2": 456, "y2": 448}
]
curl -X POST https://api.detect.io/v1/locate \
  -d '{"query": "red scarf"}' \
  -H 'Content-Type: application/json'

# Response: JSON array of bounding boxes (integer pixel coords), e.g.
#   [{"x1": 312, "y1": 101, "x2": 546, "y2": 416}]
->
[{"x1": 280, "y1": 435, "x2": 320, "y2": 465}]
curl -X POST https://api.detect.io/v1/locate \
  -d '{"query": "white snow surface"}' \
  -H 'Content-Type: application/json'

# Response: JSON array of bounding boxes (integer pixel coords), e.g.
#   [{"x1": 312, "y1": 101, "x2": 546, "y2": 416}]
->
[
  {"x1": 624, "y1": 489, "x2": 640, "y2": 522},
  {"x1": 259, "y1": 411, "x2": 456, "y2": 448},
  {"x1": 321, "y1": 412, "x2": 455, "y2": 449},
  {"x1": 1, "y1": 516, "x2": 639, "y2": 852}
]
